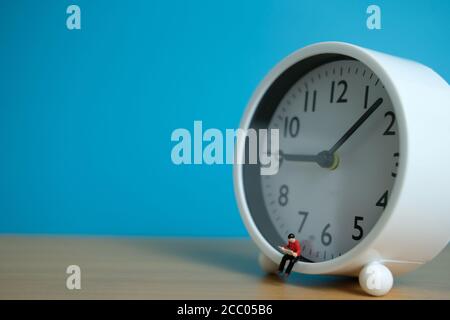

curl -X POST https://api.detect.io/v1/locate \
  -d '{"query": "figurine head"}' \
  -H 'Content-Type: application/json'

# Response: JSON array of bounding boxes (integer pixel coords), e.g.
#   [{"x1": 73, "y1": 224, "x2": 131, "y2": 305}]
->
[{"x1": 288, "y1": 233, "x2": 296, "y2": 243}]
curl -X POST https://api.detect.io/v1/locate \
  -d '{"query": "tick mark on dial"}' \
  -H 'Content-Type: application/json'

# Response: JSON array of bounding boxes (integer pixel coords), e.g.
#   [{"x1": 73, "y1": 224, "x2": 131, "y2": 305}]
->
[
  {"x1": 370, "y1": 72, "x2": 374, "y2": 79},
  {"x1": 363, "y1": 70, "x2": 366, "y2": 77},
  {"x1": 355, "y1": 67, "x2": 359, "y2": 74},
  {"x1": 392, "y1": 152, "x2": 399, "y2": 177},
  {"x1": 375, "y1": 78, "x2": 380, "y2": 86}
]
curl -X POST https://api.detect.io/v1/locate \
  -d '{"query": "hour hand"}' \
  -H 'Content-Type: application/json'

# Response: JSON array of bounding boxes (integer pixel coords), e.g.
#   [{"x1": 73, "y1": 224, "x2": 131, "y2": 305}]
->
[
  {"x1": 281, "y1": 151, "x2": 319, "y2": 163},
  {"x1": 280, "y1": 150, "x2": 337, "y2": 169}
]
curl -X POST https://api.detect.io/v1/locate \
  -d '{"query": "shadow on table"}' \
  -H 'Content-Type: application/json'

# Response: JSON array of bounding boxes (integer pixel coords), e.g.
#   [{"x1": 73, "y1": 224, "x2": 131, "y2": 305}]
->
[
  {"x1": 147, "y1": 238, "x2": 261, "y2": 278},
  {"x1": 264, "y1": 272, "x2": 364, "y2": 296},
  {"x1": 121, "y1": 238, "x2": 365, "y2": 295}
]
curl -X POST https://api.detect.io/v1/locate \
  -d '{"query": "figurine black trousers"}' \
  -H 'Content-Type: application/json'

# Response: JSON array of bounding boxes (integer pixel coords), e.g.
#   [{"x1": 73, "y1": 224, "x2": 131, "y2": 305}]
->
[{"x1": 278, "y1": 254, "x2": 300, "y2": 274}]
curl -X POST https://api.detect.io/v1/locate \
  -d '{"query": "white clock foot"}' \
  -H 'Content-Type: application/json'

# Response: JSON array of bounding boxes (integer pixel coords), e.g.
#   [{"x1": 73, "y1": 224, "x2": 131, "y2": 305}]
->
[
  {"x1": 358, "y1": 262, "x2": 393, "y2": 296},
  {"x1": 258, "y1": 252, "x2": 278, "y2": 274}
]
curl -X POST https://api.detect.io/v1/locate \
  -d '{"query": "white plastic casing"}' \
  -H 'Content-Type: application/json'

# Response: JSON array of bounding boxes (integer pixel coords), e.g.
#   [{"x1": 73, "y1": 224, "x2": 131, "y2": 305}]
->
[{"x1": 233, "y1": 42, "x2": 450, "y2": 276}]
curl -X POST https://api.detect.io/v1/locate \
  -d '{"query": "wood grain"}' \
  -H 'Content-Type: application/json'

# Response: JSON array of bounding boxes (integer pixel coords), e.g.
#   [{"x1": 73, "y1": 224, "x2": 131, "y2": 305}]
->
[{"x1": 0, "y1": 236, "x2": 448, "y2": 299}]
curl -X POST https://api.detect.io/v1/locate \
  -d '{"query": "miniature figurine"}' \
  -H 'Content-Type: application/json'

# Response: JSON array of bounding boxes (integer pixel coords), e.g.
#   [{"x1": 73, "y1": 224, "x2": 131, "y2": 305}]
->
[{"x1": 277, "y1": 233, "x2": 301, "y2": 278}]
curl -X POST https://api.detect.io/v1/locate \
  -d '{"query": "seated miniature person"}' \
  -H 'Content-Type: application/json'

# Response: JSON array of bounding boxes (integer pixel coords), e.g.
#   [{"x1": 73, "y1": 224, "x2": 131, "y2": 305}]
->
[{"x1": 277, "y1": 233, "x2": 301, "y2": 278}]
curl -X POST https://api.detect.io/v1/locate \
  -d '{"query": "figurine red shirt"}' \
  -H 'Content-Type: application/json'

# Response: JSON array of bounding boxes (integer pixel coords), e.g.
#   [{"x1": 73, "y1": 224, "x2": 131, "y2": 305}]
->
[{"x1": 284, "y1": 240, "x2": 301, "y2": 256}]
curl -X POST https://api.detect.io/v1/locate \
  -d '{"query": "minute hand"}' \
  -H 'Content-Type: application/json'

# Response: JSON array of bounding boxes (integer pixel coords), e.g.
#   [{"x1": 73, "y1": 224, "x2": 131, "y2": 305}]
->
[{"x1": 329, "y1": 98, "x2": 383, "y2": 154}]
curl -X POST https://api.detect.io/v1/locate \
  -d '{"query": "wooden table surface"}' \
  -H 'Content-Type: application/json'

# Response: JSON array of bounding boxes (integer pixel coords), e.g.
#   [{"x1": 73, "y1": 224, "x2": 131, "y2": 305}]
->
[{"x1": 0, "y1": 236, "x2": 449, "y2": 299}]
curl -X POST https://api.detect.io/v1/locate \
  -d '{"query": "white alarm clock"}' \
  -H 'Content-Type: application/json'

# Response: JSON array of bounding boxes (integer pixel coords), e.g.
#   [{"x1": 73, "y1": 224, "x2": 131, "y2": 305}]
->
[{"x1": 233, "y1": 42, "x2": 450, "y2": 296}]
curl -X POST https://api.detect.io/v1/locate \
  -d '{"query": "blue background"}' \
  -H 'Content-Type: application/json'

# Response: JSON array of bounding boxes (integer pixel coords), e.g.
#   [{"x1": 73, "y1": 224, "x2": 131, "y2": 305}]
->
[{"x1": 0, "y1": 0, "x2": 449, "y2": 236}]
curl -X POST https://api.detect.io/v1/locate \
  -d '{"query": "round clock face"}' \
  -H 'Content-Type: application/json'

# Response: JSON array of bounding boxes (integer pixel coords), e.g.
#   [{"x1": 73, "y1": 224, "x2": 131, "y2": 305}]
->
[{"x1": 260, "y1": 59, "x2": 399, "y2": 262}]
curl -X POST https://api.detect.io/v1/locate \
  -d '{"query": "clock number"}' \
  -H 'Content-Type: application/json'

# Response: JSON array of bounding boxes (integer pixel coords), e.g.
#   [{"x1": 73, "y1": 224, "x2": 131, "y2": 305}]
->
[
  {"x1": 283, "y1": 116, "x2": 300, "y2": 138},
  {"x1": 321, "y1": 223, "x2": 332, "y2": 246},
  {"x1": 304, "y1": 90, "x2": 317, "y2": 112},
  {"x1": 383, "y1": 111, "x2": 396, "y2": 135},
  {"x1": 363, "y1": 85, "x2": 369, "y2": 109},
  {"x1": 298, "y1": 211, "x2": 309, "y2": 233},
  {"x1": 278, "y1": 185, "x2": 289, "y2": 206},
  {"x1": 392, "y1": 152, "x2": 399, "y2": 177},
  {"x1": 352, "y1": 216, "x2": 364, "y2": 240},
  {"x1": 376, "y1": 190, "x2": 389, "y2": 209},
  {"x1": 330, "y1": 80, "x2": 348, "y2": 103}
]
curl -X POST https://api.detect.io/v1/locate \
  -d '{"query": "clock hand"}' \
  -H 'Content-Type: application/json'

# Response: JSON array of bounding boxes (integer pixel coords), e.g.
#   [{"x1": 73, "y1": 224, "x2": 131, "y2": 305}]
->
[
  {"x1": 281, "y1": 151, "x2": 319, "y2": 163},
  {"x1": 264, "y1": 150, "x2": 318, "y2": 163},
  {"x1": 328, "y1": 98, "x2": 383, "y2": 154},
  {"x1": 279, "y1": 150, "x2": 338, "y2": 169}
]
